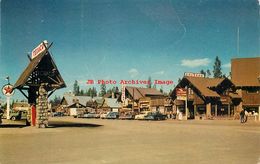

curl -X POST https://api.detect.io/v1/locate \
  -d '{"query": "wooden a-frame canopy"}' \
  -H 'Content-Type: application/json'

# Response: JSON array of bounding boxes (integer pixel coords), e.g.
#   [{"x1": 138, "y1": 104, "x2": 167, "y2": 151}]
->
[{"x1": 14, "y1": 42, "x2": 66, "y2": 100}]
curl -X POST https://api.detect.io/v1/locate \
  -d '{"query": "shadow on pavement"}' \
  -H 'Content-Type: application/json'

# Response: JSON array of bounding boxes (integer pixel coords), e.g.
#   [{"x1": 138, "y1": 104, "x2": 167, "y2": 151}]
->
[
  {"x1": 0, "y1": 124, "x2": 27, "y2": 128},
  {"x1": 47, "y1": 121, "x2": 103, "y2": 128}
]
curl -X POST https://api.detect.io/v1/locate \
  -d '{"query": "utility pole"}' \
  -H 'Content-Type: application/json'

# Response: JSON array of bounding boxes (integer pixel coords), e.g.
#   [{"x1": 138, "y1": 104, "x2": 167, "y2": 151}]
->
[{"x1": 237, "y1": 27, "x2": 240, "y2": 56}]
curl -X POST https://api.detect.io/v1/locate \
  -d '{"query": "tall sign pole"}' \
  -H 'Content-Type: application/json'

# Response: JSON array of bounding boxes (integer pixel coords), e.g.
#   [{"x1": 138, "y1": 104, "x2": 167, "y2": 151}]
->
[
  {"x1": 185, "y1": 87, "x2": 189, "y2": 120},
  {"x1": 2, "y1": 77, "x2": 15, "y2": 120}
]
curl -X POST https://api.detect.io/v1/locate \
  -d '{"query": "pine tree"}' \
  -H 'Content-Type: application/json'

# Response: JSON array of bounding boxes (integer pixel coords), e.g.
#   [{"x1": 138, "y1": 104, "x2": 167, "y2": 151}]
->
[
  {"x1": 100, "y1": 84, "x2": 106, "y2": 97},
  {"x1": 160, "y1": 86, "x2": 163, "y2": 93},
  {"x1": 200, "y1": 69, "x2": 206, "y2": 77},
  {"x1": 92, "y1": 87, "x2": 97, "y2": 97},
  {"x1": 73, "y1": 80, "x2": 80, "y2": 95},
  {"x1": 147, "y1": 76, "x2": 152, "y2": 88},
  {"x1": 206, "y1": 69, "x2": 211, "y2": 77},
  {"x1": 213, "y1": 56, "x2": 222, "y2": 78}
]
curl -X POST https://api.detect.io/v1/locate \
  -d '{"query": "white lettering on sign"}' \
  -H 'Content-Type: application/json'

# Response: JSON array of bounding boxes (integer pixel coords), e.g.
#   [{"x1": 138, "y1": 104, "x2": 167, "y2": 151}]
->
[
  {"x1": 31, "y1": 41, "x2": 48, "y2": 59},
  {"x1": 121, "y1": 84, "x2": 126, "y2": 103},
  {"x1": 176, "y1": 88, "x2": 187, "y2": 96},
  {"x1": 184, "y1": 72, "x2": 205, "y2": 78}
]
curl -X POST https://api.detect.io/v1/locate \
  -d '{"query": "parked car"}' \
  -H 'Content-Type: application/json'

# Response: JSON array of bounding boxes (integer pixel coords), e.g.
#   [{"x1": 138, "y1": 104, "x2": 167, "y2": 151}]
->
[
  {"x1": 135, "y1": 111, "x2": 152, "y2": 120},
  {"x1": 119, "y1": 113, "x2": 135, "y2": 120},
  {"x1": 52, "y1": 112, "x2": 64, "y2": 117},
  {"x1": 83, "y1": 112, "x2": 96, "y2": 118},
  {"x1": 144, "y1": 112, "x2": 167, "y2": 120},
  {"x1": 9, "y1": 110, "x2": 28, "y2": 121},
  {"x1": 100, "y1": 112, "x2": 110, "y2": 119},
  {"x1": 105, "y1": 112, "x2": 119, "y2": 119}
]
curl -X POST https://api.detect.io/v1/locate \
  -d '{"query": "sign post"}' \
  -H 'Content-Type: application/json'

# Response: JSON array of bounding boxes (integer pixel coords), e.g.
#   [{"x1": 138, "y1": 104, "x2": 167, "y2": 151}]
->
[
  {"x1": 2, "y1": 84, "x2": 15, "y2": 120},
  {"x1": 121, "y1": 84, "x2": 126, "y2": 106},
  {"x1": 176, "y1": 88, "x2": 188, "y2": 120}
]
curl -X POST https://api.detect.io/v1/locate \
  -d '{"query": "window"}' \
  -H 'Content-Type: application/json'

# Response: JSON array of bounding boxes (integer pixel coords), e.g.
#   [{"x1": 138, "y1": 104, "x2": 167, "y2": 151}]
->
[{"x1": 246, "y1": 88, "x2": 259, "y2": 94}]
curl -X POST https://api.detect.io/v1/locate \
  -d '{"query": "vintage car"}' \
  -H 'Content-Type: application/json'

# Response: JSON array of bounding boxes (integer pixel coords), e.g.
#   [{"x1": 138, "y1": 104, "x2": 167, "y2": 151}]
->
[
  {"x1": 100, "y1": 112, "x2": 110, "y2": 119},
  {"x1": 144, "y1": 112, "x2": 167, "y2": 120},
  {"x1": 134, "y1": 111, "x2": 152, "y2": 120},
  {"x1": 119, "y1": 113, "x2": 135, "y2": 120},
  {"x1": 105, "y1": 112, "x2": 119, "y2": 119},
  {"x1": 83, "y1": 112, "x2": 97, "y2": 118},
  {"x1": 9, "y1": 110, "x2": 28, "y2": 121}
]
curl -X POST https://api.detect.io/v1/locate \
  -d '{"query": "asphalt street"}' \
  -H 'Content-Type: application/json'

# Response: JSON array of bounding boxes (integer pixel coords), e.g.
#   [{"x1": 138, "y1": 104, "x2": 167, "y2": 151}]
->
[{"x1": 0, "y1": 117, "x2": 260, "y2": 164}]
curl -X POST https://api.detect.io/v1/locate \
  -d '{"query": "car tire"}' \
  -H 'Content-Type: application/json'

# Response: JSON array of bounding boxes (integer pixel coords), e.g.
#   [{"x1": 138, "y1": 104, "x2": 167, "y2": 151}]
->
[{"x1": 11, "y1": 116, "x2": 16, "y2": 121}]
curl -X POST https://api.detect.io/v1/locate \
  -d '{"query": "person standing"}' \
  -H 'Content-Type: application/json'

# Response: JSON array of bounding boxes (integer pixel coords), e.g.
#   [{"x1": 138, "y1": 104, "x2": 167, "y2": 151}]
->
[{"x1": 240, "y1": 109, "x2": 245, "y2": 123}]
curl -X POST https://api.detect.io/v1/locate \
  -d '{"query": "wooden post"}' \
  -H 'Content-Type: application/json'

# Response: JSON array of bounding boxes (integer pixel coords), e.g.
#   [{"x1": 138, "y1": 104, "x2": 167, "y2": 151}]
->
[
  {"x1": 258, "y1": 106, "x2": 260, "y2": 121},
  {"x1": 194, "y1": 105, "x2": 197, "y2": 119},
  {"x1": 215, "y1": 105, "x2": 217, "y2": 118},
  {"x1": 206, "y1": 102, "x2": 211, "y2": 119},
  {"x1": 228, "y1": 104, "x2": 231, "y2": 117}
]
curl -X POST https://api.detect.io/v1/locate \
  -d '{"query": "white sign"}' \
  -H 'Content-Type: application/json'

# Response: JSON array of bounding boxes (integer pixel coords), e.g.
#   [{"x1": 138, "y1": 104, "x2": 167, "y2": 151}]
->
[
  {"x1": 31, "y1": 41, "x2": 48, "y2": 59},
  {"x1": 177, "y1": 96, "x2": 186, "y2": 101},
  {"x1": 184, "y1": 72, "x2": 205, "y2": 78},
  {"x1": 176, "y1": 88, "x2": 187, "y2": 100},
  {"x1": 121, "y1": 84, "x2": 126, "y2": 103},
  {"x1": 2, "y1": 84, "x2": 14, "y2": 97}
]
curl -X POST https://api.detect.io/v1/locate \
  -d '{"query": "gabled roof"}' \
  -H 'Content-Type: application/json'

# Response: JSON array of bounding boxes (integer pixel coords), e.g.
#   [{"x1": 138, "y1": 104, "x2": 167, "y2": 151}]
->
[
  {"x1": 172, "y1": 77, "x2": 232, "y2": 98},
  {"x1": 104, "y1": 98, "x2": 121, "y2": 108},
  {"x1": 62, "y1": 95, "x2": 92, "y2": 107},
  {"x1": 14, "y1": 43, "x2": 66, "y2": 90},
  {"x1": 125, "y1": 86, "x2": 163, "y2": 100},
  {"x1": 231, "y1": 57, "x2": 260, "y2": 87},
  {"x1": 184, "y1": 77, "x2": 225, "y2": 97},
  {"x1": 14, "y1": 51, "x2": 45, "y2": 88}
]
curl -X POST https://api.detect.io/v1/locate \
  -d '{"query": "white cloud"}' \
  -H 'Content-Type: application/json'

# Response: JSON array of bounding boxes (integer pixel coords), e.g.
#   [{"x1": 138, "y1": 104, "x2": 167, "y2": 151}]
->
[
  {"x1": 181, "y1": 58, "x2": 211, "y2": 68},
  {"x1": 128, "y1": 68, "x2": 139, "y2": 78},
  {"x1": 154, "y1": 71, "x2": 165, "y2": 75},
  {"x1": 223, "y1": 63, "x2": 231, "y2": 68}
]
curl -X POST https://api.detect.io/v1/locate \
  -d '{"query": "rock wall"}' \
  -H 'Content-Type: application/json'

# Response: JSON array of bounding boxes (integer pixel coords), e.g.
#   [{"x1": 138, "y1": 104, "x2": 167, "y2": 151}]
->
[{"x1": 36, "y1": 84, "x2": 48, "y2": 128}]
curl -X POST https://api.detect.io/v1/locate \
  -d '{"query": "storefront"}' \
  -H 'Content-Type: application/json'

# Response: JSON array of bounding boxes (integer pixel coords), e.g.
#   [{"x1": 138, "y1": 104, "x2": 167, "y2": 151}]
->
[{"x1": 171, "y1": 76, "x2": 241, "y2": 120}]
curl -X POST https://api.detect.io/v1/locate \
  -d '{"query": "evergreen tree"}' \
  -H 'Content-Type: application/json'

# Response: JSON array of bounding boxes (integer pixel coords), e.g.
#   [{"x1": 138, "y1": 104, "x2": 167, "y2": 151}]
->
[
  {"x1": 160, "y1": 86, "x2": 163, "y2": 93},
  {"x1": 100, "y1": 84, "x2": 106, "y2": 97},
  {"x1": 200, "y1": 69, "x2": 206, "y2": 77},
  {"x1": 79, "y1": 89, "x2": 84, "y2": 96},
  {"x1": 92, "y1": 87, "x2": 97, "y2": 97},
  {"x1": 213, "y1": 56, "x2": 222, "y2": 78},
  {"x1": 206, "y1": 69, "x2": 211, "y2": 77},
  {"x1": 115, "y1": 86, "x2": 119, "y2": 93},
  {"x1": 178, "y1": 78, "x2": 182, "y2": 83},
  {"x1": 73, "y1": 80, "x2": 80, "y2": 95},
  {"x1": 147, "y1": 76, "x2": 152, "y2": 88}
]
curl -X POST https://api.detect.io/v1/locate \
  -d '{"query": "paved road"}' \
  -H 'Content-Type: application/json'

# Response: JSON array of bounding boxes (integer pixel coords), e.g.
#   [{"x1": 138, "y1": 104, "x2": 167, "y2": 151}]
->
[{"x1": 0, "y1": 117, "x2": 260, "y2": 164}]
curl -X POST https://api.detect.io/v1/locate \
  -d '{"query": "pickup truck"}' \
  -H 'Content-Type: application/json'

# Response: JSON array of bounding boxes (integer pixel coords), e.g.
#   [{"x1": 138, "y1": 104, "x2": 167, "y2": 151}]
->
[{"x1": 9, "y1": 110, "x2": 28, "y2": 121}]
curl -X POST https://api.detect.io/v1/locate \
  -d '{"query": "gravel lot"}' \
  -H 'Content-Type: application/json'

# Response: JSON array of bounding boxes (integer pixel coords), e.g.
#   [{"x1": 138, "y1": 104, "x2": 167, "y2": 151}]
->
[{"x1": 0, "y1": 117, "x2": 260, "y2": 164}]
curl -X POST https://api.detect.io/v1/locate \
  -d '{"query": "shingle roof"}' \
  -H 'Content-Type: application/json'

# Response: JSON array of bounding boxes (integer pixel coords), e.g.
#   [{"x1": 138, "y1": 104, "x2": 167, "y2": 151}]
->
[
  {"x1": 125, "y1": 86, "x2": 163, "y2": 100},
  {"x1": 14, "y1": 52, "x2": 45, "y2": 88},
  {"x1": 63, "y1": 95, "x2": 92, "y2": 107},
  {"x1": 104, "y1": 98, "x2": 121, "y2": 108},
  {"x1": 14, "y1": 46, "x2": 66, "y2": 90},
  {"x1": 231, "y1": 57, "x2": 260, "y2": 87},
  {"x1": 184, "y1": 77, "x2": 224, "y2": 97}
]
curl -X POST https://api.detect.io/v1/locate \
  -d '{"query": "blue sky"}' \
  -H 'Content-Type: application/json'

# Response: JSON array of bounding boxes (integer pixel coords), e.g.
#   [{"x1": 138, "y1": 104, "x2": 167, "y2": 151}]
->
[{"x1": 0, "y1": 0, "x2": 259, "y2": 101}]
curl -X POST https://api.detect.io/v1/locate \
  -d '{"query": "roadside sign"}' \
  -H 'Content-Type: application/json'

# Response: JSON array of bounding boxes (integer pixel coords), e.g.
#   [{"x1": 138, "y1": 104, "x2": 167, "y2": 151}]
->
[
  {"x1": 31, "y1": 40, "x2": 48, "y2": 59},
  {"x1": 2, "y1": 84, "x2": 14, "y2": 96},
  {"x1": 184, "y1": 72, "x2": 205, "y2": 78},
  {"x1": 176, "y1": 88, "x2": 187, "y2": 100},
  {"x1": 121, "y1": 84, "x2": 126, "y2": 103}
]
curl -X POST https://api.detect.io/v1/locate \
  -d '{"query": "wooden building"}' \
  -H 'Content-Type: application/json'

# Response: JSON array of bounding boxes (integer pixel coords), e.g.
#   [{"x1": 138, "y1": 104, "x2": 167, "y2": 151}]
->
[
  {"x1": 122, "y1": 86, "x2": 166, "y2": 113},
  {"x1": 231, "y1": 57, "x2": 260, "y2": 120},
  {"x1": 171, "y1": 76, "x2": 241, "y2": 119}
]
